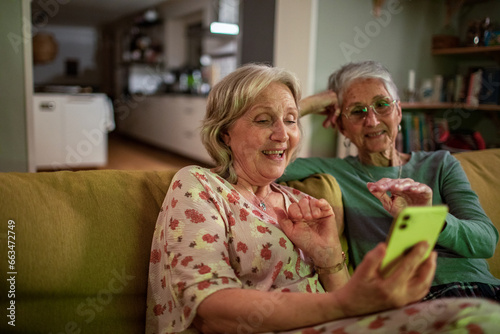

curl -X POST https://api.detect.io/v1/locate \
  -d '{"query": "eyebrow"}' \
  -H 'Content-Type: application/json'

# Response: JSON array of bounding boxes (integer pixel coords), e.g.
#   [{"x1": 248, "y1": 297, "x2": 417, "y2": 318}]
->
[{"x1": 347, "y1": 95, "x2": 391, "y2": 106}]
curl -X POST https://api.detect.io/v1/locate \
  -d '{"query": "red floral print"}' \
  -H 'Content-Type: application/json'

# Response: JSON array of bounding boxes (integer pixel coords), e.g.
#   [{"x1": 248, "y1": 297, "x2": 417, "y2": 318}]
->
[
  {"x1": 153, "y1": 303, "x2": 166, "y2": 316},
  {"x1": 171, "y1": 253, "x2": 180, "y2": 267},
  {"x1": 227, "y1": 190, "x2": 240, "y2": 204},
  {"x1": 194, "y1": 172, "x2": 207, "y2": 181},
  {"x1": 279, "y1": 237, "x2": 287, "y2": 248},
  {"x1": 202, "y1": 233, "x2": 219, "y2": 243},
  {"x1": 404, "y1": 307, "x2": 420, "y2": 316},
  {"x1": 167, "y1": 300, "x2": 173, "y2": 313},
  {"x1": 228, "y1": 213, "x2": 236, "y2": 226},
  {"x1": 197, "y1": 281, "x2": 212, "y2": 290},
  {"x1": 257, "y1": 225, "x2": 271, "y2": 234},
  {"x1": 239, "y1": 208, "x2": 249, "y2": 221},
  {"x1": 172, "y1": 180, "x2": 182, "y2": 190},
  {"x1": 369, "y1": 316, "x2": 390, "y2": 329},
  {"x1": 272, "y1": 261, "x2": 284, "y2": 281},
  {"x1": 181, "y1": 256, "x2": 193, "y2": 267},
  {"x1": 169, "y1": 217, "x2": 179, "y2": 230},
  {"x1": 237, "y1": 242, "x2": 248, "y2": 253},
  {"x1": 171, "y1": 198, "x2": 178, "y2": 208},
  {"x1": 261, "y1": 243, "x2": 272, "y2": 260},
  {"x1": 252, "y1": 209, "x2": 264, "y2": 219},
  {"x1": 199, "y1": 191, "x2": 210, "y2": 201},
  {"x1": 150, "y1": 249, "x2": 161, "y2": 264},
  {"x1": 197, "y1": 263, "x2": 212, "y2": 275},
  {"x1": 161, "y1": 276, "x2": 166, "y2": 289},
  {"x1": 177, "y1": 281, "x2": 185, "y2": 293},
  {"x1": 185, "y1": 209, "x2": 206, "y2": 224},
  {"x1": 284, "y1": 270, "x2": 293, "y2": 280},
  {"x1": 183, "y1": 305, "x2": 192, "y2": 319}
]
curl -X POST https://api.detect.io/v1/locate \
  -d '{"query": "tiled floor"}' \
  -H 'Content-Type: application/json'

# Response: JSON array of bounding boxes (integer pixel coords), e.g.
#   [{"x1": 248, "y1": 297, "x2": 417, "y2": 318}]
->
[{"x1": 103, "y1": 132, "x2": 212, "y2": 171}]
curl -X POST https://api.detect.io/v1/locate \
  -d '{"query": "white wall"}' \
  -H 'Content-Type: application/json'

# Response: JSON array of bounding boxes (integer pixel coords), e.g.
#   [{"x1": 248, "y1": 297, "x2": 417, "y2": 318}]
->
[
  {"x1": 314, "y1": 0, "x2": 447, "y2": 94},
  {"x1": 276, "y1": 0, "x2": 452, "y2": 157}
]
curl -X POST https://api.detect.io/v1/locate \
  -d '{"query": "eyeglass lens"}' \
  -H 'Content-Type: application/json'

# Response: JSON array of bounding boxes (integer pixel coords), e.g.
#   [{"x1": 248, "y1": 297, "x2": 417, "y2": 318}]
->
[{"x1": 346, "y1": 99, "x2": 394, "y2": 122}]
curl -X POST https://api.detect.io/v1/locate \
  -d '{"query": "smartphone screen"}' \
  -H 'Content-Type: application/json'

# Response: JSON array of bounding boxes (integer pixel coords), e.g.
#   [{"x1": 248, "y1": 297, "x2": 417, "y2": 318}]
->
[{"x1": 380, "y1": 205, "x2": 448, "y2": 277}]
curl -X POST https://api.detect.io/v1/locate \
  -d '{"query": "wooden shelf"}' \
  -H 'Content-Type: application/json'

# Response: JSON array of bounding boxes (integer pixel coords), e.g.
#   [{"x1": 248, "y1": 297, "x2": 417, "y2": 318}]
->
[
  {"x1": 432, "y1": 45, "x2": 500, "y2": 56},
  {"x1": 401, "y1": 102, "x2": 500, "y2": 111}
]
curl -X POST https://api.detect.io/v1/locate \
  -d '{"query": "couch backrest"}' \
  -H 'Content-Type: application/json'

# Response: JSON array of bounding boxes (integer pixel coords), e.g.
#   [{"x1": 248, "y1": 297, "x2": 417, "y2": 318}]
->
[{"x1": 454, "y1": 148, "x2": 500, "y2": 277}]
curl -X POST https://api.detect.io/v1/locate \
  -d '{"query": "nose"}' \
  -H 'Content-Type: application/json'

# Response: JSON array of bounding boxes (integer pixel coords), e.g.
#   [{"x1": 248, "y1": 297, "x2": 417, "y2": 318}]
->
[
  {"x1": 270, "y1": 120, "x2": 289, "y2": 142},
  {"x1": 363, "y1": 107, "x2": 380, "y2": 126}
]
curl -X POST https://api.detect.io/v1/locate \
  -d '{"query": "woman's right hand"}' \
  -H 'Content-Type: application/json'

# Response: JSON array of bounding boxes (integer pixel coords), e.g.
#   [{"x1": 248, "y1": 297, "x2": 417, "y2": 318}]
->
[{"x1": 332, "y1": 242, "x2": 436, "y2": 317}]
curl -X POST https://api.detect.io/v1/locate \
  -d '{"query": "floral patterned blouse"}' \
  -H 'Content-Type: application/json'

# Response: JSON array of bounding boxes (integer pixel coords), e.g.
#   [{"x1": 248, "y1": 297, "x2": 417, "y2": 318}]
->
[{"x1": 146, "y1": 166, "x2": 323, "y2": 334}]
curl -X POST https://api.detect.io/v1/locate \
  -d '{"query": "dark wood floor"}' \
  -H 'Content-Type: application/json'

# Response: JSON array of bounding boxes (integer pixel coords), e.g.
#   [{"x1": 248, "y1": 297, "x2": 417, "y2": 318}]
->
[{"x1": 102, "y1": 132, "x2": 212, "y2": 171}]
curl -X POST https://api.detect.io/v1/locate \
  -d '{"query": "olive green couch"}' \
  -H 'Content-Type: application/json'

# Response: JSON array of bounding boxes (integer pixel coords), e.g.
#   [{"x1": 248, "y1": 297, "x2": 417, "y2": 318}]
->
[{"x1": 0, "y1": 148, "x2": 499, "y2": 333}]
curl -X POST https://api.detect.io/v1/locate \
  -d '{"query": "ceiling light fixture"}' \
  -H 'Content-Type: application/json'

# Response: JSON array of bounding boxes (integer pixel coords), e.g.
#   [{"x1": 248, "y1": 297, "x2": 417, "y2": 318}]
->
[{"x1": 210, "y1": 22, "x2": 239, "y2": 35}]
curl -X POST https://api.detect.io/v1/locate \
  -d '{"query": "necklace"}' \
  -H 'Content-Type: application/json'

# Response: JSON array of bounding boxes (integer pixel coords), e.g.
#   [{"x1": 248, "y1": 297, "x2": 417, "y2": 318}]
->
[
  {"x1": 238, "y1": 184, "x2": 273, "y2": 211},
  {"x1": 358, "y1": 152, "x2": 404, "y2": 181}
]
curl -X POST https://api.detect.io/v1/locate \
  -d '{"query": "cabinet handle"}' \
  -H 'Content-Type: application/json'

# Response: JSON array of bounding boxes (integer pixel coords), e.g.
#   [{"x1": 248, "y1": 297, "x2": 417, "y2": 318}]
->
[{"x1": 39, "y1": 101, "x2": 56, "y2": 111}]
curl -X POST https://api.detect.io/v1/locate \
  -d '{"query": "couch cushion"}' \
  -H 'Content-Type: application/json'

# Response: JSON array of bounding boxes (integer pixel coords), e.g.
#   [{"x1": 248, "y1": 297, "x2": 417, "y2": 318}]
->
[
  {"x1": 454, "y1": 148, "x2": 500, "y2": 278},
  {"x1": 0, "y1": 169, "x2": 177, "y2": 334}
]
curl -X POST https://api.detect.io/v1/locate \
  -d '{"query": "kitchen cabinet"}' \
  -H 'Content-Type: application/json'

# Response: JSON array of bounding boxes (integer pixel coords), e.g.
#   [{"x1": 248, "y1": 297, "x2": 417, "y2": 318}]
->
[
  {"x1": 33, "y1": 93, "x2": 114, "y2": 170},
  {"x1": 117, "y1": 95, "x2": 213, "y2": 165}
]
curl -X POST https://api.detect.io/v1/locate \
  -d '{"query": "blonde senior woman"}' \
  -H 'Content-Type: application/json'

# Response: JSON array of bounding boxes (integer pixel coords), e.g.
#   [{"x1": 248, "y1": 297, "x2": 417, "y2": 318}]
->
[{"x1": 146, "y1": 63, "x2": 500, "y2": 334}]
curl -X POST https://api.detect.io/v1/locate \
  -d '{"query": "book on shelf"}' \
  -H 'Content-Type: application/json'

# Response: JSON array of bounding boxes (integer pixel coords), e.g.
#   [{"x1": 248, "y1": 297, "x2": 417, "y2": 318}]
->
[
  {"x1": 466, "y1": 69, "x2": 483, "y2": 106},
  {"x1": 400, "y1": 112, "x2": 441, "y2": 153},
  {"x1": 432, "y1": 66, "x2": 500, "y2": 106},
  {"x1": 479, "y1": 67, "x2": 500, "y2": 105}
]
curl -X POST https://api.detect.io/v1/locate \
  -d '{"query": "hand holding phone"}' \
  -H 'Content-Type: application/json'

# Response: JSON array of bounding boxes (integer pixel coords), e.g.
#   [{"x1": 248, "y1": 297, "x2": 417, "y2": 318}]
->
[{"x1": 380, "y1": 205, "x2": 448, "y2": 278}]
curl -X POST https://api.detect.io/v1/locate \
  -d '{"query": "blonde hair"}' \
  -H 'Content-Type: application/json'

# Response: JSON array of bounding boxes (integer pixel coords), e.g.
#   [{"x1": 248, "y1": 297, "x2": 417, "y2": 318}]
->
[{"x1": 201, "y1": 63, "x2": 302, "y2": 183}]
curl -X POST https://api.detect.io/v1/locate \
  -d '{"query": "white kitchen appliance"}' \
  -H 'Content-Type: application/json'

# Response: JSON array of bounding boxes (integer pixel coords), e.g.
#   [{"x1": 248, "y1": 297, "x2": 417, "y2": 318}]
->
[{"x1": 33, "y1": 93, "x2": 115, "y2": 170}]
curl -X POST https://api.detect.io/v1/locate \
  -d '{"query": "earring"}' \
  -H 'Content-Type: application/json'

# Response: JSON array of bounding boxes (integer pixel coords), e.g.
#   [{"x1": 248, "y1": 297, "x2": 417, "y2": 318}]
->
[
  {"x1": 343, "y1": 137, "x2": 351, "y2": 148},
  {"x1": 398, "y1": 124, "x2": 402, "y2": 132}
]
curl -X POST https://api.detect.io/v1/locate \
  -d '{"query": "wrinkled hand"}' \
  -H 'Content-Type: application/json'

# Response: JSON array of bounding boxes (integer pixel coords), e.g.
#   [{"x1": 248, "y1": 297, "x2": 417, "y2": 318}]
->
[
  {"x1": 333, "y1": 242, "x2": 437, "y2": 317},
  {"x1": 367, "y1": 178, "x2": 433, "y2": 217},
  {"x1": 299, "y1": 90, "x2": 341, "y2": 128},
  {"x1": 277, "y1": 197, "x2": 340, "y2": 267}
]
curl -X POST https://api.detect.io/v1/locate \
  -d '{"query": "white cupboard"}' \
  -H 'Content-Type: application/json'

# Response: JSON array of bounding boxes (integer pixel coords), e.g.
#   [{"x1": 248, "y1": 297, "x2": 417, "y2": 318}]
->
[
  {"x1": 117, "y1": 95, "x2": 213, "y2": 165},
  {"x1": 33, "y1": 93, "x2": 114, "y2": 170}
]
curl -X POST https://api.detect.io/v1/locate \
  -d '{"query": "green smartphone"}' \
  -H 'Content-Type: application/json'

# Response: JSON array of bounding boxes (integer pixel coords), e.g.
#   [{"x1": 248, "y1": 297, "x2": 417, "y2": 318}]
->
[{"x1": 379, "y1": 205, "x2": 449, "y2": 277}]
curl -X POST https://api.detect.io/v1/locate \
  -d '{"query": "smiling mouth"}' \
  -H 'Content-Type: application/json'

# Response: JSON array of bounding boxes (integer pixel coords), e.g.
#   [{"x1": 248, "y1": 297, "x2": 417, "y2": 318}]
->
[
  {"x1": 366, "y1": 130, "x2": 385, "y2": 138},
  {"x1": 263, "y1": 150, "x2": 285, "y2": 158}
]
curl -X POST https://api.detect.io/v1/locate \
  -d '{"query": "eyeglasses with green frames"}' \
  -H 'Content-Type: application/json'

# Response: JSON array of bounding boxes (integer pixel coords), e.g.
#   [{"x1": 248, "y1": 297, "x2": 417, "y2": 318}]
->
[{"x1": 343, "y1": 98, "x2": 397, "y2": 124}]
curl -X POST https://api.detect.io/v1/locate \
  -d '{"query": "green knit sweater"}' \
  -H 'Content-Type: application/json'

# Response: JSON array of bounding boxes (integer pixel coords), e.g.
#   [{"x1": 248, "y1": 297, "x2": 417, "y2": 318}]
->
[{"x1": 279, "y1": 150, "x2": 500, "y2": 285}]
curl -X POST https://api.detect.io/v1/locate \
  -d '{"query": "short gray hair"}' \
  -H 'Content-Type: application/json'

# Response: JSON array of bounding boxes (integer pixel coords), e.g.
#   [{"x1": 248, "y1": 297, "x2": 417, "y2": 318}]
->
[
  {"x1": 328, "y1": 60, "x2": 399, "y2": 107},
  {"x1": 201, "y1": 63, "x2": 302, "y2": 183}
]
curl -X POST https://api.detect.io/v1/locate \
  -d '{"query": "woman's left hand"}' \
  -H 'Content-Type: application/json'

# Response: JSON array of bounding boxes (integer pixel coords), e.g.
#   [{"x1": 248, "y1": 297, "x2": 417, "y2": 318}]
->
[
  {"x1": 367, "y1": 178, "x2": 433, "y2": 217},
  {"x1": 277, "y1": 197, "x2": 341, "y2": 267}
]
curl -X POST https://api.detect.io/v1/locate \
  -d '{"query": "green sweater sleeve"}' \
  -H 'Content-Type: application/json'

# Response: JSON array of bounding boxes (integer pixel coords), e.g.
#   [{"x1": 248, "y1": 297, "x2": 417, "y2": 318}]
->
[{"x1": 435, "y1": 152, "x2": 498, "y2": 259}]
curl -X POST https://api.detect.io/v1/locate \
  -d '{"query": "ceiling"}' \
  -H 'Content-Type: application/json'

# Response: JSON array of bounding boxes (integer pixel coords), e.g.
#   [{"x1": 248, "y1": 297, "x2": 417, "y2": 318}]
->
[{"x1": 31, "y1": 0, "x2": 170, "y2": 27}]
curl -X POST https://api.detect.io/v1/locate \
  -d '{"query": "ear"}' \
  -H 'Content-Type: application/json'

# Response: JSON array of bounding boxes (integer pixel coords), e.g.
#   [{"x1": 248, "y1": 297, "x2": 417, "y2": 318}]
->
[
  {"x1": 221, "y1": 131, "x2": 231, "y2": 146},
  {"x1": 337, "y1": 118, "x2": 347, "y2": 137},
  {"x1": 396, "y1": 100, "x2": 403, "y2": 124}
]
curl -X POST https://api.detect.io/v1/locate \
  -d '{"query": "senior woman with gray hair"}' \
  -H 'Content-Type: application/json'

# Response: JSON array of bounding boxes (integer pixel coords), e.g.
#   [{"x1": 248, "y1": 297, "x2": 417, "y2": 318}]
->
[
  {"x1": 146, "y1": 63, "x2": 500, "y2": 334},
  {"x1": 283, "y1": 60, "x2": 500, "y2": 302}
]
